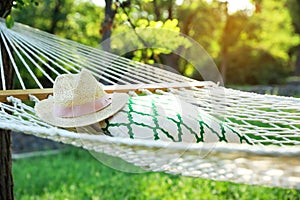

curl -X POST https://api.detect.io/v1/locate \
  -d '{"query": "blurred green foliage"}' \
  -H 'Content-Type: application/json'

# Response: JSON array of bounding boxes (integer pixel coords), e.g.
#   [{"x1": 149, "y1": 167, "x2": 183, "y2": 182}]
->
[
  {"x1": 111, "y1": 18, "x2": 191, "y2": 64},
  {"x1": 287, "y1": 0, "x2": 300, "y2": 35},
  {"x1": 13, "y1": 0, "x2": 39, "y2": 9},
  {"x1": 178, "y1": 0, "x2": 299, "y2": 84},
  {"x1": 108, "y1": 0, "x2": 191, "y2": 65},
  {"x1": 225, "y1": 46, "x2": 286, "y2": 84},
  {"x1": 10, "y1": 0, "x2": 300, "y2": 85},
  {"x1": 5, "y1": 14, "x2": 14, "y2": 28},
  {"x1": 13, "y1": 0, "x2": 103, "y2": 47}
]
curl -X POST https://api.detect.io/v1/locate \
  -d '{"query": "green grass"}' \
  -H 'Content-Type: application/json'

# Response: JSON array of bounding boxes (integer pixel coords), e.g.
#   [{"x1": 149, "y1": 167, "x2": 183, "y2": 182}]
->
[{"x1": 13, "y1": 147, "x2": 300, "y2": 200}]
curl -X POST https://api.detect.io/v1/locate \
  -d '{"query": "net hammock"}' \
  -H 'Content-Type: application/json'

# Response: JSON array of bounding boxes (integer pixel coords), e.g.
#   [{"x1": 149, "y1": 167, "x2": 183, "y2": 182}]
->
[{"x1": 0, "y1": 19, "x2": 300, "y2": 189}]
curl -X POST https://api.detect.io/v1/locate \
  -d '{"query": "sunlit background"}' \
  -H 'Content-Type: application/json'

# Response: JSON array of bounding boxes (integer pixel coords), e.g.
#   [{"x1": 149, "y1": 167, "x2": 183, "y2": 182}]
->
[
  {"x1": 11, "y1": 0, "x2": 300, "y2": 89},
  {"x1": 3, "y1": 1, "x2": 300, "y2": 199},
  {"x1": 91, "y1": 0, "x2": 255, "y2": 13}
]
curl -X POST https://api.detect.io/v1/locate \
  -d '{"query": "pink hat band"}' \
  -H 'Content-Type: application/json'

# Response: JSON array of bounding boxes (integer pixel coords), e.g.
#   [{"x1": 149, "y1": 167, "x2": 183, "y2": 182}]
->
[{"x1": 53, "y1": 95, "x2": 112, "y2": 118}]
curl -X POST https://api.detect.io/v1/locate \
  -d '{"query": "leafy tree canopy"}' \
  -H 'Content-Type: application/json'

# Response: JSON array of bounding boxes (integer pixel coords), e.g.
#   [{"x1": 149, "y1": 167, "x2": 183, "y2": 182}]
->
[{"x1": 9, "y1": 0, "x2": 300, "y2": 85}]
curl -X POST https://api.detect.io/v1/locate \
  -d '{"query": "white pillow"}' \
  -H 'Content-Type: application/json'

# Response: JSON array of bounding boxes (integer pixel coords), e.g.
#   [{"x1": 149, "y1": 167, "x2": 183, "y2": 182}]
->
[{"x1": 98, "y1": 95, "x2": 252, "y2": 144}]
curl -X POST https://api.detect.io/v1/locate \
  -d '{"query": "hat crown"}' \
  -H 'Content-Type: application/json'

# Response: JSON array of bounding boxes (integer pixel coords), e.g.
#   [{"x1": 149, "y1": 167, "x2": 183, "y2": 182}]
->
[{"x1": 53, "y1": 70, "x2": 105, "y2": 106}]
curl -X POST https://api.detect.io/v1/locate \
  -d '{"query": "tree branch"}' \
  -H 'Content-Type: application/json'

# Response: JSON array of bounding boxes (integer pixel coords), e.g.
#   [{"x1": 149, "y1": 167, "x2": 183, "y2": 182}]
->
[{"x1": 116, "y1": 0, "x2": 149, "y2": 48}]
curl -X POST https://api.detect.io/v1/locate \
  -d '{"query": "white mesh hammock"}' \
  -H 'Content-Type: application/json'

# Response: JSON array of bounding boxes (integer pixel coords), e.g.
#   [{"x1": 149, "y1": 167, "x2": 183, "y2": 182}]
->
[{"x1": 0, "y1": 19, "x2": 300, "y2": 189}]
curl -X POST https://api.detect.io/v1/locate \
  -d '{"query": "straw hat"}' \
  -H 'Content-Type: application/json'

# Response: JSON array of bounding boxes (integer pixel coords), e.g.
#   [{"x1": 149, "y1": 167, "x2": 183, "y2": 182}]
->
[{"x1": 35, "y1": 69, "x2": 129, "y2": 128}]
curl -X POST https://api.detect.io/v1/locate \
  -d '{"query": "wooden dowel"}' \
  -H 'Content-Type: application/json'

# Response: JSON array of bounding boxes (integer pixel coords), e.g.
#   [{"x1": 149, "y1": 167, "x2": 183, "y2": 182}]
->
[
  {"x1": 0, "y1": 81, "x2": 213, "y2": 102},
  {"x1": 0, "y1": 88, "x2": 53, "y2": 102}
]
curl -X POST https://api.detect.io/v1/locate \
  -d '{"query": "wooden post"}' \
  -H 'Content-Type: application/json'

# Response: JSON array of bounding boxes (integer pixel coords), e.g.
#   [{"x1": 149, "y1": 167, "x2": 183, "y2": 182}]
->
[{"x1": 0, "y1": 0, "x2": 15, "y2": 199}]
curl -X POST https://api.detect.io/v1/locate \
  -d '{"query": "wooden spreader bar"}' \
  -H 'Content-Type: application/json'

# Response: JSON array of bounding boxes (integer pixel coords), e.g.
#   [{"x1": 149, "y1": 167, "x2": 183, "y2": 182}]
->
[{"x1": 0, "y1": 82, "x2": 212, "y2": 103}]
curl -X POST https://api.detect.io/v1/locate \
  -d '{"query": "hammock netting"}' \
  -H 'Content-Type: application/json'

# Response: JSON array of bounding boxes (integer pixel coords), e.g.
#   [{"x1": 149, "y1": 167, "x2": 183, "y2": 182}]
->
[{"x1": 0, "y1": 19, "x2": 300, "y2": 189}]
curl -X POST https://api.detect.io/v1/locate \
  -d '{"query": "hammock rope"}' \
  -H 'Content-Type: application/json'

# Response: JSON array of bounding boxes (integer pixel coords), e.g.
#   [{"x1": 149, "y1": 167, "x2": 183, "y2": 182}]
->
[
  {"x1": 0, "y1": 19, "x2": 300, "y2": 189},
  {"x1": 167, "y1": 87, "x2": 300, "y2": 146},
  {"x1": 1, "y1": 92, "x2": 300, "y2": 189},
  {"x1": 0, "y1": 20, "x2": 193, "y2": 89}
]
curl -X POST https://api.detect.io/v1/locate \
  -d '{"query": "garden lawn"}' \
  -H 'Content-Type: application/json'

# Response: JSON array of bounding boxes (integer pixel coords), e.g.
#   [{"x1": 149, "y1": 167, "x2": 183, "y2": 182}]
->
[{"x1": 13, "y1": 147, "x2": 300, "y2": 200}]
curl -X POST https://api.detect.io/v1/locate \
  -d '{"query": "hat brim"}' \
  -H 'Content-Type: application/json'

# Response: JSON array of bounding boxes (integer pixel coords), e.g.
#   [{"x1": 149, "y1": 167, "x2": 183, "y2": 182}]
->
[{"x1": 35, "y1": 93, "x2": 129, "y2": 128}]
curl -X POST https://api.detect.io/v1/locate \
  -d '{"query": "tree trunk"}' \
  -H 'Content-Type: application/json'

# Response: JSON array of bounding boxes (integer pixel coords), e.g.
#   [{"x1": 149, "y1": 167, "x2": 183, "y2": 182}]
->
[
  {"x1": 0, "y1": 1, "x2": 14, "y2": 200},
  {"x1": 49, "y1": 0, "x2": 62, "y2": 34},
  {"x1": 101, "y1": 0, "x2": 116, "y2": 52},
  {"x1": 220, "y1": 48, "x2": 227, "y2": 84},
  {"x1": 167, "y1": 0, "x2": 173, "y2": 20},
  {"x1": 153, "y1": 0, "x2": 161, "y2": 21},
  {"x1": 161, "y1": 53, "x2": 180, "y2": 73},
  {"x1": 0, "y1": 130, "x2": 14, "y2": 200},
  {"x1": 286, "y1": 0, "x2": 300, "y2": 75},
  {"x1": 220, "y1": 1, "x2": 229, "y2": 84},
  {"x1": 0, "y1": 1, "x2": 13, "y2": 18},
  {"x1": 295, "y1": 45, "x2": 300, "y2": 76}
]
